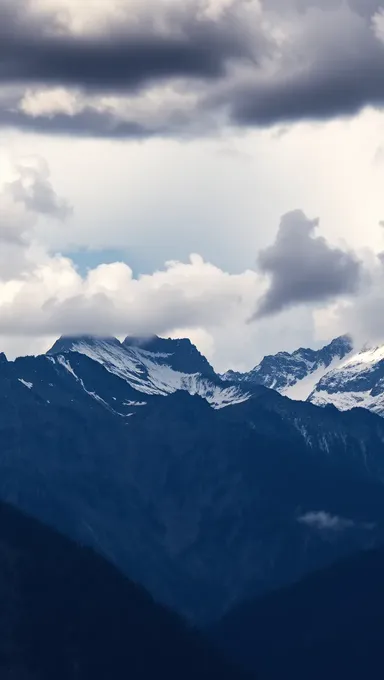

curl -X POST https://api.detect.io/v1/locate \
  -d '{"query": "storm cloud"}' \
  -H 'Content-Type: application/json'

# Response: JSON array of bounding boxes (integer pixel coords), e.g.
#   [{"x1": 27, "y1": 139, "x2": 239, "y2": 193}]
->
[
  {"x1": 227, "y1": 3, "x2": 384, "y2": 127},
  {"x1": 253, "y1": 210, "x2": 362, "y2": 318},
  {"x1": 0, "y1": 0, "x2": 258, "y2": 91},
  {"x1": 0, "y1": 105, "x2": 166, "y2": 138},
  {"x1": 0, "y1": 0, "x2": 384, "y2": 136}
]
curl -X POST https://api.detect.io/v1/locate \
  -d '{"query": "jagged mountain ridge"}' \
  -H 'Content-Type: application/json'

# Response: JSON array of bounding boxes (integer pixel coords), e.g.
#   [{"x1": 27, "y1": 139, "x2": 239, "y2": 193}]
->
[
  {"x1": 47, "y1": 334, "x2": 250, "y2": 409},
  {"x1": 2, "y1": 335, "x2": 384, "y2": 624},
  {"x1": 221, "y1": 335, "x2": 353, "y2": 398},
  {"x1": 222, "y1": 333, "x2": 384, "y2": 418},
  {"x1": 309, "y1": 344, "x2": 384, "y2": 416}
]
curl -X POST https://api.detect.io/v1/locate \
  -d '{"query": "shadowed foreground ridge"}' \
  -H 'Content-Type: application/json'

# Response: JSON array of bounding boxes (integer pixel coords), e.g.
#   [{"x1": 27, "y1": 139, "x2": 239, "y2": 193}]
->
[
  {"x1": 0, "y1": 500, "x2": 246, "y2": 680},
  {"x1": 211, "y1": 545, "x2": 384, "y2": 680}
]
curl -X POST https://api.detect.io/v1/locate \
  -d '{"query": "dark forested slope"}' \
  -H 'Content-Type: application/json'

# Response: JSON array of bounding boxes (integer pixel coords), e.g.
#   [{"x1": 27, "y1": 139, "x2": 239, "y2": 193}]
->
[{"x1": 0, "y1": 500, "x2": 246, "y2": 680}]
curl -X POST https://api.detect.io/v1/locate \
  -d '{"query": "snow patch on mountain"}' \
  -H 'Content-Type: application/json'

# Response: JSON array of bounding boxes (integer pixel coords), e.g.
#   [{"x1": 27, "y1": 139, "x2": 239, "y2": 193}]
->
[
  {"x1": 309, "y1": 344, "x2": 384, "y2": 416},
  {"x1": 310, "y1": 389, "x2": 384, "y2": 414},
  {"x1": 18, "y1": 378, "x2": 33, "y2": 389},
  {"x1": 49, "y1": 336, "x2": 250, "y2": 409},
  {"x1": 222, "y1": 335, "x2": 353, "y2": 402},
  {"x1": 339, "y1": 345, "x2": 384, "y2": 372},
  {"x1": 281, "y1": 354, "x2": 350, "y2": 400}
]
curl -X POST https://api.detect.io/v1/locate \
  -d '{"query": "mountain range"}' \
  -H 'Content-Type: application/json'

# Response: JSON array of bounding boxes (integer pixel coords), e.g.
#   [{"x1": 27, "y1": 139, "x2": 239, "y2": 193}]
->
[
  {"x1": 221, "y1": 334, "x2": 353, "y2": 397},
  {"x1": 1, "y1": 332, "x2": 384, "y2": 628},
  {"x1": 223, "y1": 333, "x2": 384, "y2": 417},
  {"x1": 2, "y1": 331, "x2": 384, "y2": 676}
]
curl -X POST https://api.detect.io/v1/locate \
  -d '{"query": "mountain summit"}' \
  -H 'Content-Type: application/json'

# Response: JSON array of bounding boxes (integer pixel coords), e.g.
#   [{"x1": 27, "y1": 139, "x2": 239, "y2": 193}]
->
[
  {"x1": 223, "y1": 334, "x2": 384, "y2": 418},
  {"x1": 221, "y1": 335, "x2": 353, "y2": 399},
  {"x1": 309, "y1": 344, "x2": 384, "y2": 416},
  {"x1": 47, "y1": 334, "x2": 249, "y2": 409}
]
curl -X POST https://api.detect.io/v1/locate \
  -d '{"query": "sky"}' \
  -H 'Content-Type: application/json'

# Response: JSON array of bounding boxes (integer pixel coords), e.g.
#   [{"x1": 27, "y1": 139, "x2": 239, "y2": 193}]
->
[{"x1": 1, "y1": 0, "x2": 384, "y2": 371}]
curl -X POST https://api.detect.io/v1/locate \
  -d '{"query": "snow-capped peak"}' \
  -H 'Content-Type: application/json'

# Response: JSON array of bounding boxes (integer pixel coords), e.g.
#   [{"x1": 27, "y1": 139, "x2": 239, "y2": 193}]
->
[
  {"x1": 221, "y1": 335, "x2": 353, "y2": 398},
  {"x1": 309, "y1": 342, "x2": 384, "y2": 416},
  {"x1": 220, "y1": 333, "x2": 384, "y2": 418},
  {"x1": 340, "y1": 345, "x2": 384, "y2": 370},
  {"x1": 48, "y1": 335, "x2": 250, "y2": 409}
]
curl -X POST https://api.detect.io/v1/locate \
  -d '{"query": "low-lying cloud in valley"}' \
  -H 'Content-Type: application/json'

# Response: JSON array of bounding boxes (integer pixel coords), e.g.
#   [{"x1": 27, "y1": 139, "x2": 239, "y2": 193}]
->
[{"x1": 298, "y1": 511, "x2": 356, "y2": 531}]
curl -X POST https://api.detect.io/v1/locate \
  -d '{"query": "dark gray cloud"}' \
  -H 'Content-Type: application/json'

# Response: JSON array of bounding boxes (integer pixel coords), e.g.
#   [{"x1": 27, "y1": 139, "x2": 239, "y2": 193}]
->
[
  {"x1": 0, "y1": 0, "x2": 258, "y2": 91},
  {"x1": 0, "y1": 105, "x2": 162, "y2": 139},
  {"x1": 253, "y1": 210, "x2": 362, "y2": 318},
  {"x1": 1, "y1": 0, "x2": 384, "y2": 137},
  {"x1": 228, "y1": 54, "x2": 384, "y2": 128},
  {"x1": 218, "y1": 2, "x2": 384, "y2": 127},
  {"x1": 264, "y1": 0, "x2": 382, "y2": 15},
  {"x1": 346, "y1": 0, "x2": 383, "y2": 17}
]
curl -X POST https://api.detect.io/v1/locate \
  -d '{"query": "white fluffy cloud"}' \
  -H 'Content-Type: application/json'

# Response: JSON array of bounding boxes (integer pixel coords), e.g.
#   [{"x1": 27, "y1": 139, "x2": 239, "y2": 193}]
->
[
  {"x1": 0, "y1": 155, "x2": 324, "y2": 368},
  {"x1": 0, "y1": 253, "x2": 261, "y2": 339},
  {"x1": 1, "y1": 151, "x2": 384, "y2": 371},
  {"x1": 0, "y1": 155, "x2": 268, "y2": 365}
]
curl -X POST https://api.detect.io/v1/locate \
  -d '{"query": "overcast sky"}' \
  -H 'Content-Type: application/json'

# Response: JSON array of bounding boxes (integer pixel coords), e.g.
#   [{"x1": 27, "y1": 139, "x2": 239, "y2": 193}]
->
[{"x1": 1, "y1": 0, "x2": 384, "y2": 370}]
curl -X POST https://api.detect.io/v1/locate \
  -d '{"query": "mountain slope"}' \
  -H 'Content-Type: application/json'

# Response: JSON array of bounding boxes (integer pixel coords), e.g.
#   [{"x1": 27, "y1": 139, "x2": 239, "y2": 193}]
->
[
  {"x1": 223, "y1": 333, "x2": 384, "y2": 419},
  {"x1": 0, "y1": 499, "x2": 246, "y2": 680},
  {"x1": 221, "y1": 335, "x2": 352, "y2": 398},
  {"x1": 210, "y1": 544, "x2": 384, "y2": 679},
  {"x1": 309, "y1": 344, "x2": 384, "y2": 416},
  {"x1": 48, "y1": 335, "x2": 250, "y2": 409},
  {"x1": 2, "y1": 339, "x2": 384, "y2": 624}
]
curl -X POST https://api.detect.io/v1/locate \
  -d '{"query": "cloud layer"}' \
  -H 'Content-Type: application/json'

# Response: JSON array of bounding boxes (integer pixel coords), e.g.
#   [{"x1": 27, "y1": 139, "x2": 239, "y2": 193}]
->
[
  {"x1": 1, "y1": 153, "x2": 383, "y2": 369},
  {"x1": 0, "y1": 156, "x2": 262, "y2": 349},
  {"x1": 1, "y1": 0, "x2": 384, "y2": 137}
]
